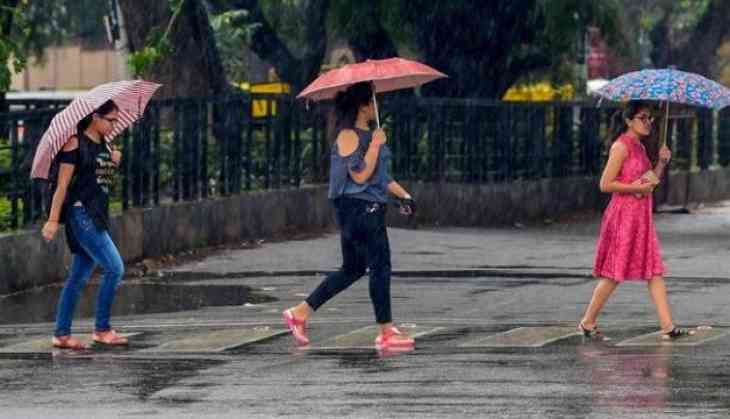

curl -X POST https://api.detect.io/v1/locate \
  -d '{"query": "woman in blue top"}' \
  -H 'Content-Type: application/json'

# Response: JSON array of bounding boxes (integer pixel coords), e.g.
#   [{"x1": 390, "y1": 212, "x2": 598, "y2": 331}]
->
[{"x1": 283, "y1": 82, "x2": 416, "y2": 349}]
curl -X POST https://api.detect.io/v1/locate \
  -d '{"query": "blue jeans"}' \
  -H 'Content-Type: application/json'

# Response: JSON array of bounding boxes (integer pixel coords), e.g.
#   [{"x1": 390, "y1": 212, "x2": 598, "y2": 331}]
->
[
  {"x1": 54, "y1": 206, "x2": 124, "y2": 337},
  {"x1": 306, "y1": 197, "x2": 392, "y2": 324}
]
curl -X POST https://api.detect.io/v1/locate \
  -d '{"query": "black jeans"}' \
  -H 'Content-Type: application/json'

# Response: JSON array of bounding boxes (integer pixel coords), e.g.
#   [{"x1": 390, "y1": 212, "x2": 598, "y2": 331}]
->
[{"x1": 306, "y1": 197, "x2": 392, "y2": 324}]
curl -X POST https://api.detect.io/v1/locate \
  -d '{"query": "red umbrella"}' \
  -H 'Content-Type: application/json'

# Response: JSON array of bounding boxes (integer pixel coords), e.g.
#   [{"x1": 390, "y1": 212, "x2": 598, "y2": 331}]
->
[
  {"x1": 297, "y1": 57, "x2": 447, "y2": 126},
  {"x1": 30, "y1": 79, "x2": 162, "y2": 180}
]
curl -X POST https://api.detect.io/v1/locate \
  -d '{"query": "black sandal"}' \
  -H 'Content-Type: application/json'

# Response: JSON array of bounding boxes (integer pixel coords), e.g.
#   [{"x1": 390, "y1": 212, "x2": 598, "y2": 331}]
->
[
  {"x1": 661, "y1": 327, "x2": 694, "y2": 340},
  {"x1": 578, "y1": 322, "x2": 606, "y2": 339}
]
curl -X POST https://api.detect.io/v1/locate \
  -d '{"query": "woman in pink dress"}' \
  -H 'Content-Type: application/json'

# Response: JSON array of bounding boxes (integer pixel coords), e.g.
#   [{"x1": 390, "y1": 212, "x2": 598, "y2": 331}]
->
[{"x1": 578, "y1": 101, "x2": 690, "y2": 340}]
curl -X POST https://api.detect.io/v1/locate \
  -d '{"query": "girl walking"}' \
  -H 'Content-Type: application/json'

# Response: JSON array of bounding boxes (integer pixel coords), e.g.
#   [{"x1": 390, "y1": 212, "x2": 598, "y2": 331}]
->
[
  {"x1": 283, "y1": 82, "x2": 416, "y2": 349},
  {"x1": 579, "y1": 100, "x2": 691, "y2": 340},
  {"x1": 42, "y1": 99, "x2": 129, "y2": 349}
]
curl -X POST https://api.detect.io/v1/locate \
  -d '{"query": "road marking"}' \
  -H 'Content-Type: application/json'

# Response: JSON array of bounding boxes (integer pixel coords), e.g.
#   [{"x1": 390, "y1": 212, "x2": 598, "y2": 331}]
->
[
  {"x1": 310, "y1": 324, "x2": 444, "y2": 350},
  {"x1": 0, "y1": 333, "x2": 142, "y2": 354},
  {"x1": 461, "y1": 326, "x2": 580, "y2": 348},
  {"x1": 140, "y1": 327, "x2": 287, "y2": 353},
  {"x1": 616, "y1": 327, "x2": 728, "y2": 347}
]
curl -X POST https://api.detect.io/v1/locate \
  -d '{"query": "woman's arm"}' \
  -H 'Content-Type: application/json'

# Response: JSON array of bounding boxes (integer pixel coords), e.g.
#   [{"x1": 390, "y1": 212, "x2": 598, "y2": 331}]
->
[
  {"x1": 339, "y1": 128, "x2": 386, "y2": 184},
  {"x1": 599, "y1": 141, "x2": 654, "y2": 195},
  {"x1": 652, "y1": 145, "x2": 671, "y2": 179},
  {"x1": 42, "y1": 138, "x2": 78, "y2": 241},
  {"x1": 387, "y1": 180, "x2": 411, "y2": 199}
]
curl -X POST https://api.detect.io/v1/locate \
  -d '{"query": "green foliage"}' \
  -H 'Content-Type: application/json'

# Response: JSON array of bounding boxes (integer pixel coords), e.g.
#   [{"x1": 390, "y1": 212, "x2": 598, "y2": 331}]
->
[
  {"x1": 127, "y1": 0, "x2": 184, "y2": 77},
  {"x1": 210, "y1": 10, "x2": 261, "y2": 82},
  {"x1": 0, "y1": 4, "x2": 28, "y2": 91}
]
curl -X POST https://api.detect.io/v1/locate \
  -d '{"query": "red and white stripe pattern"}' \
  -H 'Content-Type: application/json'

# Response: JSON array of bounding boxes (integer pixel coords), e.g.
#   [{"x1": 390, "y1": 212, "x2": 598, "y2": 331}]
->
[{"x1": 30, "y1": 79, "x2": 162, "y2": 179}]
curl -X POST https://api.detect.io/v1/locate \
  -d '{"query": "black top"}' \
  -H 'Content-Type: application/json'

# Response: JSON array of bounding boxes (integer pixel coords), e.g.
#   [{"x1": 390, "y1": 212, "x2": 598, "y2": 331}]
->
[{"x1": 56, "y1": 134, "x2": 115, "y2": 254}]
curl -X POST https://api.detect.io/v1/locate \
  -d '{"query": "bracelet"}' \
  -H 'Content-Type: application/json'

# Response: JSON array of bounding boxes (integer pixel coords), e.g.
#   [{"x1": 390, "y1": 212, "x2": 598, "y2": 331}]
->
[{"x1": 403, "y1": 194, "x2": 412, "y2": 200}]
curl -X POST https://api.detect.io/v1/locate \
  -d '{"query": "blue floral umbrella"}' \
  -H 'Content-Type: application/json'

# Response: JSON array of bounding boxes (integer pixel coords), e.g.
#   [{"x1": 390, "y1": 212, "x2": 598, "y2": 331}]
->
[
  {"x1": 594, "y1": 68, "x2": 730, "y2": 144},
  {"x1": 594, "y1": 68, "x2": 730, "y2": 109}
]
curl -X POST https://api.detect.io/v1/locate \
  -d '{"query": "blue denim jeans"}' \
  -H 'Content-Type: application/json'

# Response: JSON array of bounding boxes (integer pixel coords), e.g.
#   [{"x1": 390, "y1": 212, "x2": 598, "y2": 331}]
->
[
  {"x1": 306, "y1": 197, "x2": 392, "y2": 324},
  {"x1": 54, "y1": 206, "x2": 124, "y2": 337}
]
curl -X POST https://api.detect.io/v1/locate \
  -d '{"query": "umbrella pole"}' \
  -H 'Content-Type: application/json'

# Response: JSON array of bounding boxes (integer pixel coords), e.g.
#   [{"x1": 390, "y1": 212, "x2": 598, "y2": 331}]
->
[
  {"x1": 372, "y1": 90, "x2": 380, "y2": 128},
  {"x1": 663, "y1": 100, "x2": 669, "y2": 146}
]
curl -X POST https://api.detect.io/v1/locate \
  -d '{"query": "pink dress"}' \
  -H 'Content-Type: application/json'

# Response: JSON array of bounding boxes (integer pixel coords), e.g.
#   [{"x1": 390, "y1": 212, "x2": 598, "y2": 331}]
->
[{"x1": 593, "y1": 133, "x2": 665, "y2": 282}]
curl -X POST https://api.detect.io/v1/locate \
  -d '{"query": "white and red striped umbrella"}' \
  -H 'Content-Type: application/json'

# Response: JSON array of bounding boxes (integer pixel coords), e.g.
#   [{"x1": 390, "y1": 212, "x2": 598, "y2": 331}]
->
[
  {"x1": 297, "y1": 57, "x2": 447, "y2": 102},
  {"x1": 30, "y1": 79, "x2": 162, "y2": 179}
]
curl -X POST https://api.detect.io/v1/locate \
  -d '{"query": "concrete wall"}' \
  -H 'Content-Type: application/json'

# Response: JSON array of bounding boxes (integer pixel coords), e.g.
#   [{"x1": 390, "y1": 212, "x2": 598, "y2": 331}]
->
[
  {"x1": 387, "y1": 167, "x2": 730, "y2": 228},
  {"x1": 0, "y1": 186, "x2": 333, "y2": 295},
  {"x1": 2, "y1": 168, "x2": 730, "y2": 295}
]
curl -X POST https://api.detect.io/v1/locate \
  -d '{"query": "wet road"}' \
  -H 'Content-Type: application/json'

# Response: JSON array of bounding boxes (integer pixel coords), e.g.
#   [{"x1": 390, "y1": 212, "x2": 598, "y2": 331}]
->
[
  {"x1": 2, "y1": 272, "x2": 730, "y2": 418},
  {"x1": 1, "y1": 203, "x2": 730, "y2": 418}
]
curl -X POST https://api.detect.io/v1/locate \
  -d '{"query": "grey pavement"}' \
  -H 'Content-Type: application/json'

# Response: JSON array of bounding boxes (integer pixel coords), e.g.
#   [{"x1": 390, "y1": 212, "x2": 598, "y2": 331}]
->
[{"x1": 1, "y1": 201, "x2": 730, "y2": 418}]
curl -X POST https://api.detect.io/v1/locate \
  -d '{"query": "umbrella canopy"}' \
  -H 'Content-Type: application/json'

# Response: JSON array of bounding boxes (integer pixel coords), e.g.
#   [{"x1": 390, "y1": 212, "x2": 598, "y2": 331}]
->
[
  {"x1": 30, "y1": 79, "x2": 162, "y2": 180},
  {"x1": 594, "y1": 68, "x2": 730, "y2": 109},
  {"x1": 297, "y1": 57, "x2": 447, "y2": 102}
]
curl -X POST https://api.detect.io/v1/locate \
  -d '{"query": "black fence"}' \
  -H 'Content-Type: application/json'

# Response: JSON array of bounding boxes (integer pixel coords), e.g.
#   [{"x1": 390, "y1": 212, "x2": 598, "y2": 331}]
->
[{"x1": 2, "y1": 95, "x2": 730, "y2": 231}]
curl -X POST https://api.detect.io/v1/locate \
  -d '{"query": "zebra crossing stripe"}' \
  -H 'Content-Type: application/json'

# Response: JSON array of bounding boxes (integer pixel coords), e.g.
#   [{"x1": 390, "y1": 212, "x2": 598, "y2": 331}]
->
[
  {"x1": 615, "y1": 326, "x2": 728, "y2": 347},
  {"x1": 311, "y1": 324, "x2": 444, "y2": 350},
  {"x1": 0, "y1": 333, "x2": 142, "y2": 354},
  {"x1": 140, "y1": 327, "x2": 287, "y2": 353},
  {"x1": 460, "y1": 326, "x2": 580, "y2": 348}
]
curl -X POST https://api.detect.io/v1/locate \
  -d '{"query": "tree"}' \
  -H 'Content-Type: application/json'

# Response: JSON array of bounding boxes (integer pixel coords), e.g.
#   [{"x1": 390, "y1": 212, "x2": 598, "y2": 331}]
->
[
  {"x1": 383, "y1": 0, "x2": 622, "y2": 98},
  {"x1": 647, "y1": 0, "x2": 729, "y2": 77},
  {"x1": 208, "y1": 0, "x2": 329, "y2": 92},
  {"x1": 118, "y1": 0, "x2": 230, "y2": 98},
  {"x1": 329, "y1": 1, "x2": 399, "y2": 61}
]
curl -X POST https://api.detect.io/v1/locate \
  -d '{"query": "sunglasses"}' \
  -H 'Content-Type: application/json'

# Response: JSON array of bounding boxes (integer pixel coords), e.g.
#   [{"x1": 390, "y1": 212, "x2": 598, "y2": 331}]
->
[
  {"x1": 97, "y1": 115, "x2": 119, "y2": 125},
  {"x1": 634, "y1": 114, "x2": 655, "y2": 124}
]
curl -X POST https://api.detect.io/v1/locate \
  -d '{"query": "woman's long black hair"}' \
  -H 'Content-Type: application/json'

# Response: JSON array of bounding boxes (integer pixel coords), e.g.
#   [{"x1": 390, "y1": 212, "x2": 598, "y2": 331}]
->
[
  {"x1": 606, "y1": 100, "x2": 661, "y2": 164},
  {"x1": 75, "y1": 99, "x2": 118, "y2": 169},
  {"x1": 333, "y1": 82, "x2": 373, "y2": 134}
]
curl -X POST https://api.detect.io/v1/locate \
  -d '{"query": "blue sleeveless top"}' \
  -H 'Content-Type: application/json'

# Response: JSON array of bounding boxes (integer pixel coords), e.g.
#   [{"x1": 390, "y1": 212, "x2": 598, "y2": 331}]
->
[{"x1": 328, "y1": 127, "x2": 392, "y2": 203}]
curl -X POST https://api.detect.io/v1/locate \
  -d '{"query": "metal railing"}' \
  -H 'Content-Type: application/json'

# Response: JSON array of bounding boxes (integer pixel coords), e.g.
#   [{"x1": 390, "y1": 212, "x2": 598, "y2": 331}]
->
[{"x1": 2, "y1": 95, "x2": 729, "y2": 231}]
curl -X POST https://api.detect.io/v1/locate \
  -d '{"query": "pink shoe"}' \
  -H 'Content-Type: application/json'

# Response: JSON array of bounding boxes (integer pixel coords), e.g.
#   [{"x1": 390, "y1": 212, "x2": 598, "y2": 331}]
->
[
  {"x1": 375, "y1": 326, "x2": 415, "y2": 350},
  {"x1": 283, "y1": 309, "x2": 310, "y2": 346}
]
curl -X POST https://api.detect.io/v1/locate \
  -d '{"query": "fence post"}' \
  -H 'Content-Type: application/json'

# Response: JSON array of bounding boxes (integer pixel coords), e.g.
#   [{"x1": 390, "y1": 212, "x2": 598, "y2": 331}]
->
[
  {"x1": 697, "y1": 108, "x2": 713, "y2": 170},
  {"x1": 580, "y1": 106, "x2": 600, "y2": 175},
  {"x1": 719, "y1": 108, "x2": 730, "y2": 166},
  {"x1": 553, "y1": 104, "x2": 574, "y2": 177},
  {"x1": 529, "y1": 105, "x2": 546, "y2": 179}
]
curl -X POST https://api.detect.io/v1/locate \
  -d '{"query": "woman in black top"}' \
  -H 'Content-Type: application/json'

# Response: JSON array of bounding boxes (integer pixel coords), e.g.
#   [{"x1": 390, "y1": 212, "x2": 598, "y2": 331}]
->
[{"x1": 42, "y1": 100, "x2": 128, "y2": 349}]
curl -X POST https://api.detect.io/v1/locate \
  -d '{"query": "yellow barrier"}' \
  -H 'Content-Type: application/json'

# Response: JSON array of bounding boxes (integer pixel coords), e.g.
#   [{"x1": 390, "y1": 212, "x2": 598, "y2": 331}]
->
[{"x1": 237, "y1": 82, "x2": 291, "y2": 118}]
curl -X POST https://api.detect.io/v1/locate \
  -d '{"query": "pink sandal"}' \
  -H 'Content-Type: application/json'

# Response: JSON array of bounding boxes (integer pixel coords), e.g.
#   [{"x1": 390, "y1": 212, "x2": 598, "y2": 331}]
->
[
  {"x1": 282, "y1": 309, "x2": 310, "y2": 346},
  {"x1": 92, "y1": 330, "x2": 129, "y2": 346},
  {"x1": 52, "y1": 335, "x2": 89, "y2": 350}
]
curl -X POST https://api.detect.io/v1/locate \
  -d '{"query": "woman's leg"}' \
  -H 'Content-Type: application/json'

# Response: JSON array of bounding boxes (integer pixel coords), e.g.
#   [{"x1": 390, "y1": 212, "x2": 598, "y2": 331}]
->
[
  {"x1": 290, "y1": 204, "x2": 366, "y2": 321},
  {"x1": 71, "y1": 209, "x2": 125, "y2": 333},
  {"x1": 581, "y1": 278, "x2": 619, "y2": 329},
  {"x1": 647, "y1": 276, "x2": 674, "y2": 332},
  {"x1": 365, "y1": 211, "x2": 392, "y2": 326},
  {"x1": 54, "y1": 252, "x2": 96, "y2": 337}
]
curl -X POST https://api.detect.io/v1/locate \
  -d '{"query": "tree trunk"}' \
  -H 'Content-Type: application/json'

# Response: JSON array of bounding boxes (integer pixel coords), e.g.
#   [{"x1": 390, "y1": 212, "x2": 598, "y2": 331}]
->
[
  {"x1": 209, "y1": 0, "x2": 329, "y2": 92},
  {"x1": 0, "y1": 0, "x2": 20, "y2": 113},
  {"x1": 118, "y1": 0, "x2": 230, "y2": 98},
  {"x1": 651, "y1": 0, "x2": 730, "y2": 77}
]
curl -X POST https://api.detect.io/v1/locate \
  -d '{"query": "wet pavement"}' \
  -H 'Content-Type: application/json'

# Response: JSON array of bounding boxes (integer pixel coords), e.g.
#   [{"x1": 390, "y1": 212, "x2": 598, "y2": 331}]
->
[{"x1": 1, "y1": 202, "x2": 730, "y2": 418}]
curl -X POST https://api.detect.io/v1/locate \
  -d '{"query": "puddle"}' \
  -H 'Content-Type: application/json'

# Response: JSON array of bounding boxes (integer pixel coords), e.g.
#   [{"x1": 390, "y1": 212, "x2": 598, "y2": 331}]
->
[{"x1": 0, "y1": 282, "x2": 277, "y2": 324}]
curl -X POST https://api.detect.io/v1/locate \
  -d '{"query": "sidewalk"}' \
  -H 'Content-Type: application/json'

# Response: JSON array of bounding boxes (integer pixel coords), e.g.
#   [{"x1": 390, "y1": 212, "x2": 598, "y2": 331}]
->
[{"x1": 167, "y1": 200, "x2": 730, "y2": 280}]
